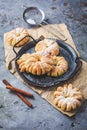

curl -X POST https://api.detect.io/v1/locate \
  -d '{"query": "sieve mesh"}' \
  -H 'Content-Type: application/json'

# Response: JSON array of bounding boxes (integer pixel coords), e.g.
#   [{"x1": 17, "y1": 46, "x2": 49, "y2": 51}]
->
[{"x1": 24, "y1": 7, "x2": 43, "y2": 25}]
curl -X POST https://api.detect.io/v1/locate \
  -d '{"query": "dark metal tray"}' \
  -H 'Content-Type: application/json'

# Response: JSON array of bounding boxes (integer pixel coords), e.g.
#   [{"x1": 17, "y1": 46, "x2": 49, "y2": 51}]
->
[{"x1": 13, "y1": 37, "x2": 82, "y2": 88}]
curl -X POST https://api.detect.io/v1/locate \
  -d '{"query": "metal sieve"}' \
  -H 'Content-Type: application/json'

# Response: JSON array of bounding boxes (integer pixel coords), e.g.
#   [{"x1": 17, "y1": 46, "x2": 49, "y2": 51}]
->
[
  {"x1": 23, "y1": 6, "x2": 45, "y2": 26},
  {"x1": 23, "y1": 6, "x2": 67, "y2": 41}
]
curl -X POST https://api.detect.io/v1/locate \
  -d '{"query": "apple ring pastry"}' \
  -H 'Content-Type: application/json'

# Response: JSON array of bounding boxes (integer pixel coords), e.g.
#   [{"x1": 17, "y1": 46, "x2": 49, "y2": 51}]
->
[
  {"x1": 53, "y1": 84, "x2": 83, "y2": 111},
  {"x1": 47, "y1": 56, "x2": 68, "y2": 77},
  {"x1": 6, "y1": 28, "x2": 30, "y2": 47},
  {"x1": 35, "y1": 39, "x2": 60, "y2": 56},
  {"x1": 17, "y1": 53, "x2": 55, "y2": 75}
]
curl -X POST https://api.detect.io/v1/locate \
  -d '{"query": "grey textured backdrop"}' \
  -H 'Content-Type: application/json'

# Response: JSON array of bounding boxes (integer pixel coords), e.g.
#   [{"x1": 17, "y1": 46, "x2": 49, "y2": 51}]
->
[{"x1": 0, "y1": 0, "x2": 87, "y2": 130}]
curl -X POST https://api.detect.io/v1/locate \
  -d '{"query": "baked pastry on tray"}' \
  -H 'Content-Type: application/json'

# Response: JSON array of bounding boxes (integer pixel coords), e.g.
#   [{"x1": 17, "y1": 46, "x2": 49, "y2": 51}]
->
[
  {"x1": 6, "y1": 28, "x2": 30, "y2": 46},
  {"x1": 53, "y1": 84, "x2": 83, "y2": 112},
  {"x1": 47, "y1": 56, "x2": 68, "y2": 77},
  {"x1": 35, "y1": 39, "x2": 60, "y2": 56},
  {"x1": 17, "y1": 52, "x2": 55, "y2": 75}
]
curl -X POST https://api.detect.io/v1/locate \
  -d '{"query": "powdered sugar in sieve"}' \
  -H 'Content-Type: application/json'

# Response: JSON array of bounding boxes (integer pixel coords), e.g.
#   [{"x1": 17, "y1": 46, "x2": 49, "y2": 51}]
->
[{"x1": 23, "y1": 7, "x2": 45, "y2": 25}]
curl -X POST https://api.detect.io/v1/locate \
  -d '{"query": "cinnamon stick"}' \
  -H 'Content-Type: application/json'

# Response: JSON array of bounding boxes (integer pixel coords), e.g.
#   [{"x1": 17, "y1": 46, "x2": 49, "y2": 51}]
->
[
  {"x1": 2, "y1": 79, "x2": 33, "y2": 108},
  {"x1": 16, "y1": 92, "x2": 32, "y2": 108},
  {"x1": 2, "y1": 79, "x2": 33, "y2": 98}
]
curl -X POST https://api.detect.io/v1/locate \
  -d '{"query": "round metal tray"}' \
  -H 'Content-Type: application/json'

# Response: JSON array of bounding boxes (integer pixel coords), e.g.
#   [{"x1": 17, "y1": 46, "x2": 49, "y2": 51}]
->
[{"x1": 14, "y1": 38, "x2": 82, "y2": 88}]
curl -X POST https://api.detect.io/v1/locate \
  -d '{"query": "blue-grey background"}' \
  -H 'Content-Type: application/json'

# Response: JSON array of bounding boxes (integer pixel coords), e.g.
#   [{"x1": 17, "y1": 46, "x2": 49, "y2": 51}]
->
[{"x1": 0, "y1": 0, "x2": 87, "y2": 130}]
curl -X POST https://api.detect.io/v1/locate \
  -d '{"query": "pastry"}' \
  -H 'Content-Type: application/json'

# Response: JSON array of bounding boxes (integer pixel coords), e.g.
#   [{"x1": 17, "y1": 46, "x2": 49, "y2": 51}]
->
[
  {"x1": 47, "y1": 56, "x2": 68, "y2": 77},
  {"x1": 35, "y1": 39, "x2": 60, "y2": 56},
  {"x1": 17, "y1": 53, "x2": 31, "y2": 72},
  {"x1": 17, "y1": 52, "x2": 55, "y2": 75},
  {"x1": 53, "y1": 84, "x2": 83, "y2": 111},
  {"x1": 6, "y1": 28, "x2": 30, "y2": 46}
]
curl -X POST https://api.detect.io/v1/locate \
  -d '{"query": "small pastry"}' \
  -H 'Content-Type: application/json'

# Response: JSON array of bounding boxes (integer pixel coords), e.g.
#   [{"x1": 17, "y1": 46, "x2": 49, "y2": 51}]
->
[
  {"x1": 6, "y1": 28, "x2": 30, "y2": 46},
  {"x1": 53, "y1": 84, "x2": 83, "y2": 111},
  {"x1": 47, "y1": 56, "x2": 68, "y2": 77},
  {"x1": 35, "y1": 39, "x2": 60, "y2": 56}
]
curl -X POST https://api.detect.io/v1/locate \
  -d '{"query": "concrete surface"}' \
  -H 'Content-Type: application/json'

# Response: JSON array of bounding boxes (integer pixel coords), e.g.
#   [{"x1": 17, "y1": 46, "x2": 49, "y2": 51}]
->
[{"x1": 0, "y1": 0, "x2": 87, "y2": 130}]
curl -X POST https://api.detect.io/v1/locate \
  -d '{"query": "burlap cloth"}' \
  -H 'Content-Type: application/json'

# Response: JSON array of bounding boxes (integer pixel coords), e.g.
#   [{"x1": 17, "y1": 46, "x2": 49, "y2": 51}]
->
[{"x1": 4, "y1": 24, "x2": 87, "y2": 117}]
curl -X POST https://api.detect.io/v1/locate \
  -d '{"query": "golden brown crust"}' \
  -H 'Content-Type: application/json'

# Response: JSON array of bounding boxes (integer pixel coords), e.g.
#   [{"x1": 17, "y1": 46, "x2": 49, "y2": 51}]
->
[
  {"x1": 53, "y1": 84, "x2": 83, "y2": 111},
  {"x1": 35, "y1": 39, "x2": 60, "y2": 56},
  {"x1": 47, "y1": 56, "x2": 68, "y2": 77},
  {"x1": 6, "y1": 28, "x2": 30, "y2": 47},
  {"x1": 17, "y1": 53, "x2": 55, "y2": 75}
]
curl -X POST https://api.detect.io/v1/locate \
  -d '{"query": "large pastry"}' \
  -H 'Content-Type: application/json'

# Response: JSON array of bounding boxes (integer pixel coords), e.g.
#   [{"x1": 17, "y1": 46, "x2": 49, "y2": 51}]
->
[
  {"x1": 35, "y1": 39, "x2": 60, "y2": 56},
  {"x1": 6, "y1": 28, "x2": 30, "y2": 46},
  {"x1": 17, "y1": 52, "x2": 55, "y2": 75},
  {"x1": 53, "y1": 84, "x2": 83, "y2": 111},
  {"x1": 47, "y1": 56, "x2": 68, "y2": 77}
]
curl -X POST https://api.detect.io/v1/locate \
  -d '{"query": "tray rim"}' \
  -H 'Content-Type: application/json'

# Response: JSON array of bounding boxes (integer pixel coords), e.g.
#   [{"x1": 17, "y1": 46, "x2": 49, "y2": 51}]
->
[{"x1": 14, "y1": 38, "x2": 82, "y2": 88}]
